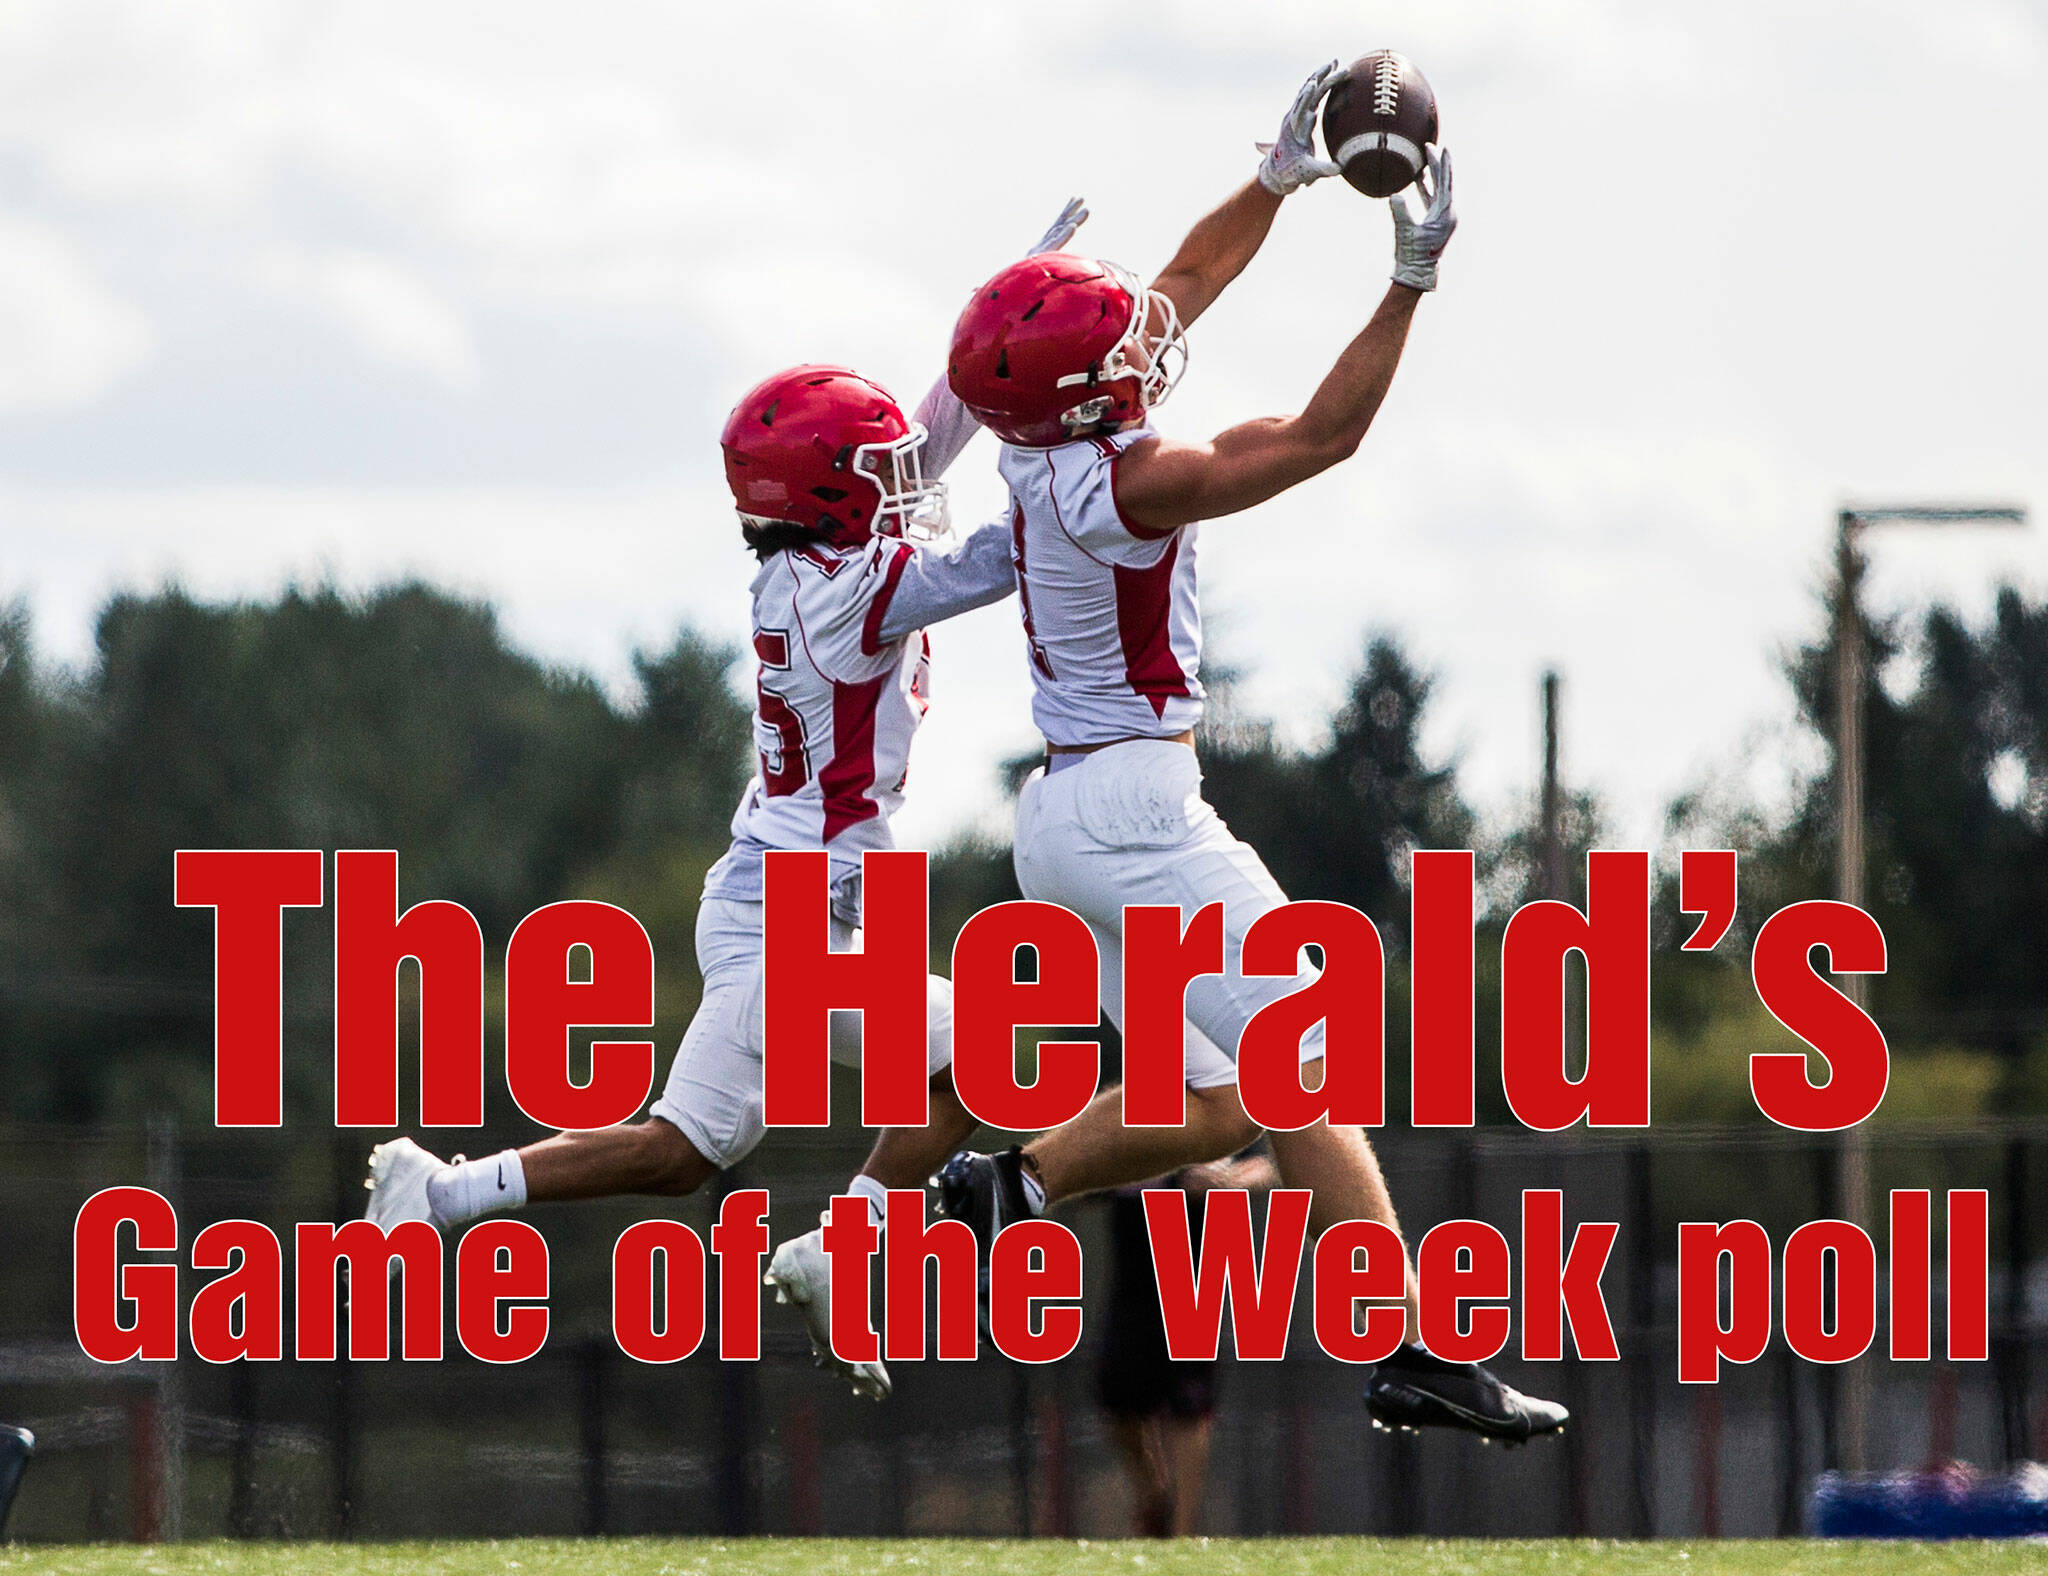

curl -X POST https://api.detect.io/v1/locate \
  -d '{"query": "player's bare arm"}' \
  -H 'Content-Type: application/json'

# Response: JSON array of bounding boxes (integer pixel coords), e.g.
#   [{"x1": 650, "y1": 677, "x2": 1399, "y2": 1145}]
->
[
  {"x1": 1116, "y1": 285, "x2": 1419, "y2": 530},
  {"x1": 1149, "y1": 63, "x2": 1342, "y2": 327},
  {"x1": 1118, "y1": 146, "x2": 1456, "y2": 533},
  {"x1": 1146, "y1": 179, "x2": 1282, "y2": 330}
]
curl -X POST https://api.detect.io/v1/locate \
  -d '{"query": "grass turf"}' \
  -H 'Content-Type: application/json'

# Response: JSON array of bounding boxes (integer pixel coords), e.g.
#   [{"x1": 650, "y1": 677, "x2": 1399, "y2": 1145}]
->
[{"x1": 4, "y1": 1542, "x2": 2045, "y2": 1576}]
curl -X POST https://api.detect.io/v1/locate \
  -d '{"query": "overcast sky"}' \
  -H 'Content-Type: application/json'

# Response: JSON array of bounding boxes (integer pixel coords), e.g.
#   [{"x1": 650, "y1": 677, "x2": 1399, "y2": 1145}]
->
[{"x1": 3, "y1": 0, "x2": 2044, "y2": 856}]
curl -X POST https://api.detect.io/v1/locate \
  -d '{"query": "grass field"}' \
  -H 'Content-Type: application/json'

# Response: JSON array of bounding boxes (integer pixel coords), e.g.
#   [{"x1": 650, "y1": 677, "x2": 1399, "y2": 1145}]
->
[{"x1": 4, "y1": 1542, "x2": 2046, "y2": 1576}]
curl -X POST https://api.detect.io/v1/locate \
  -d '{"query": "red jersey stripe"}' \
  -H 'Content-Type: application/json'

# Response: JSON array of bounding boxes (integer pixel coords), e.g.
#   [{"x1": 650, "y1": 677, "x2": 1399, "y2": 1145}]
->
[
  {"x1": 1112, "y1": 535, "x2": 1193, "y2": 718},
  {"x1": 859, "y1": 541, "x2": 916, "y2": 655},
  {"x1": 820, "y1": 674, "x2": 887, "y2": 842}
]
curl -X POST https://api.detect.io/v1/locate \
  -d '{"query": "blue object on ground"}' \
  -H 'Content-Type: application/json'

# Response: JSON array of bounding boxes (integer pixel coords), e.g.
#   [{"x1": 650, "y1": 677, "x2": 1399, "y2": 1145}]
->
[{"x1": 1813, "y1": 1462, "x2": 2048, "y2": 1538}]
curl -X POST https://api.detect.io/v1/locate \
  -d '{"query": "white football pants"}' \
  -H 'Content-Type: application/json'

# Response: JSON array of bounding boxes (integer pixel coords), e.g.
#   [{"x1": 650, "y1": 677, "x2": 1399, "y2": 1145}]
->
[
  {"x1": 650, "y1": 897, "x2": 955, "y2": 1168},
  {"x1": 1012, "y1": 739, "x2": 1324, "y2": 1090}
]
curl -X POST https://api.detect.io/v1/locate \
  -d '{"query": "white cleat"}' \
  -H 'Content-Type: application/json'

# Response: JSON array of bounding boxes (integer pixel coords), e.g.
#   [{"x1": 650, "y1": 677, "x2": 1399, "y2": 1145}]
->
[
  {"x1": 362, "y1": 1138, "x2": 451, "y2": 1280},
  {"x1": 764, "y1": 1228, "x2": 889, "y2": 1401}
]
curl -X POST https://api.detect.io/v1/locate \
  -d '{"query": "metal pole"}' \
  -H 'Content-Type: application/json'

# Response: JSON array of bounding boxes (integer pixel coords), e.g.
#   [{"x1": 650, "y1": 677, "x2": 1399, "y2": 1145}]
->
[
  {"x1": 228, "y1": 1364, "x2": 257, "y2": 1537},
  {"x1": 1540, "y1": 672, "x2": 1592, "y2": 1531},
  {"x1": 578, "y1": 1336, "x2": 608, "y2": 1535},
  {"x1": 1833, "y1": 515, "x2": 1872, "y2": 1472},
  {"x1": 144, "y1": 1116, "x2": 184, "y2": 1541},
  {"x1": 1541, "y1": 671, "x2": 1564, "y2": 904},
  {"x1": 329, "y1": 1132, "x2": 358, "y2": 1538},
  {"x1": 1826, "y1": 500, "x2": 2025, "y2": 1473},
  {"x1": 2003, "y1": 1138, "x2": 2032, "y2": 1462},
  {"x1": 712, "y1": 1172, "x2": 754, "y2": 1536},
  {"x1": 1627, "y1": 1143, "x2": 1656, "y2": 1536},
  {"x1": 1833, "y1": 514, "x2": 1865, "y2": 924}
]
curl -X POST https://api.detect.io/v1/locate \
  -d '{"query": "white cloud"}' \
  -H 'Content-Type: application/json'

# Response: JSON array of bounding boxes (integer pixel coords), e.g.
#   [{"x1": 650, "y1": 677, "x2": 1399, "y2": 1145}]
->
[
  {"x1": 0, "y1": 1, "x2": 293, "y2": 215},
  {"x1": 0, "y1": 213, "x2": 151, "y2": 412},
  {"x1": 255, "y1": 247, "x2": 479, "y2": 388},
  {"x1": 0, "y1": 0, "x2": 2043, "y2": 849}
]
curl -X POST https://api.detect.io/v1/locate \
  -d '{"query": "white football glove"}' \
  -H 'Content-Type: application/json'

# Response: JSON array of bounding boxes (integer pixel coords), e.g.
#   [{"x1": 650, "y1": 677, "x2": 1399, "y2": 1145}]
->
[
  {"x1": 1390, "y1": 145, "x2": 1456, "y2": 291},
  {"x1": 1256, "y1": 60, "x2": 1345, "y2": 196},
  {"x1": 1028, "y1": 196, "x2": 1089, "y2": 256}
]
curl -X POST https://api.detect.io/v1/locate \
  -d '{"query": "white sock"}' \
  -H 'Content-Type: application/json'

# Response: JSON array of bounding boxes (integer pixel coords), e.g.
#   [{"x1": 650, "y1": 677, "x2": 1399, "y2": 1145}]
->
[
  {"x1": 847, "y1": 1173, "x2": 889, "y2": 1229},
  {"x1": 428, "y1": 1149, "x2": 527, "y2": 1225}
]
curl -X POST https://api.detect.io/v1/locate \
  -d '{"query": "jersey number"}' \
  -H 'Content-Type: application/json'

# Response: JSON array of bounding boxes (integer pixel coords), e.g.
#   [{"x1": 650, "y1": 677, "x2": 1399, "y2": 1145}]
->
[{"x1": 753, "y1": 629, "x2": 811, "y2": 796}]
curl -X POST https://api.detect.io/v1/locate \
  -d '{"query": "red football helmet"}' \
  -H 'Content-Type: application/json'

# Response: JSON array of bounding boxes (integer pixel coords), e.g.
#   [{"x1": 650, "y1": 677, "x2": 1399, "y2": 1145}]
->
[
  {"x1": 947, "y1": 253, "x2": 1187, "y2": 449},
  {"x1": 721, "y1": 364, "x2": 947, "y2": 548}
]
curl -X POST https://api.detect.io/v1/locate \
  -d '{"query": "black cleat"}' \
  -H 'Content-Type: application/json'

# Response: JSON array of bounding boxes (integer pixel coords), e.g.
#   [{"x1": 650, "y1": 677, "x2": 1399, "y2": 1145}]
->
[
  {"x1": 932, "y1": 1148, "x2": 1038, "y2": 1328},
  {"x1": 1363, "y1": 1344, "x2": 1569, "y2": 1446},
  {"x1": 932, "y1": 1147, "x2": 1036, "y2": 1247}
]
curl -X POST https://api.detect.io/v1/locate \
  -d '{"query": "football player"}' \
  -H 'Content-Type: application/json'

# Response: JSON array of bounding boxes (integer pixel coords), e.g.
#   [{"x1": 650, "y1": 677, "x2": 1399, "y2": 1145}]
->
[
  {"x1": 935, "y1": 66, "x2": 1567, "y2": 1445},
  {"x1": 360, "y1": 199, "x2": 1088, "y2": 1403}
]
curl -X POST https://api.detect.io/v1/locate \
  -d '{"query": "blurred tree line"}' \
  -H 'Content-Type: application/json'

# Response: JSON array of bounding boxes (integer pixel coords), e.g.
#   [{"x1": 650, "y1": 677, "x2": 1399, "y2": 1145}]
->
[
  {"x1": 1656, "y1": 584, "x2": 2048, "y2": 1122},
  {"x1": 3, "y1": 575, "x2": 2046, "y2": 1131},
  {"x1": 0, "y1": 584, "x2": 749, "y2": 1126}
]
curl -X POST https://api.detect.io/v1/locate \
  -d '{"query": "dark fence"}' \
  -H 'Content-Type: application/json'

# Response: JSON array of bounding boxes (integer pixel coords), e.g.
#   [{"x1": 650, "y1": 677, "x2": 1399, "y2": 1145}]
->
[{"x1": 2, "y1": 1119, "x2": 2041, "y2": 1541}]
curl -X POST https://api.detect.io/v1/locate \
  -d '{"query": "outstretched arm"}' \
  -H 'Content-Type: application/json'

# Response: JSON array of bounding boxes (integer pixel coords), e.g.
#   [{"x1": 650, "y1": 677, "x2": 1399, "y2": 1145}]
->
[
  {"x1": 873, "y1": 519, "x2": 1015, "y2": 645},
  {"x1": 1148, "y1": 179, "x2": 1282, "y2": 330},
  {"x1": 1118, "y1": 285, "x2": 1420, "y2": 528},
  {"x1": 1151, "y1": 62, "x2": 1343, "y2": 327},
  {"x1": 1117, "y1": 149, "x2": 1457, "y2": 533},
  {"x1": 911, "y1": 197, "x2": 1090, "y2": 476}
]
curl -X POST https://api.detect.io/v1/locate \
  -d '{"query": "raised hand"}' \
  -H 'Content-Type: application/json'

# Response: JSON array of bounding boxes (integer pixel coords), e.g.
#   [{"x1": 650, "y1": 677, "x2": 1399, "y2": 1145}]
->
[
  {"x1": 1256, "y1": 60, "x2": 1345, "y2": 196},
  {"x1": 1389, "y1": 145, "x2": 1456, "y2": 291},
  {"x1": 1028, "y1": 196, "x2": 1089, "y2": 256}
]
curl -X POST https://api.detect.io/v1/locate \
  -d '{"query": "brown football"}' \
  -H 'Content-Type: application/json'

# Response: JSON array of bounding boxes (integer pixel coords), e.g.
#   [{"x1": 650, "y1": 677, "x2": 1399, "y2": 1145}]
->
[{"x1": 1320, "y1": 51, "x2": 1438, "y2": 198}]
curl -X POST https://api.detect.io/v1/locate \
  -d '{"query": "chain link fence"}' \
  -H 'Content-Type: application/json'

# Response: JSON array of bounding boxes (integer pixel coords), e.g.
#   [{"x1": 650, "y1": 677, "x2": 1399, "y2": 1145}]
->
[{"x1": 3, "y1": 1118, "x2": 2041, "y2": 1541}]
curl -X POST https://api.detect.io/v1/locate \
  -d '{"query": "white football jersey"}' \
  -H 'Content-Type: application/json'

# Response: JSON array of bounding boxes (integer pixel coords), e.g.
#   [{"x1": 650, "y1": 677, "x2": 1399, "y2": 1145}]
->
[
  {"x1": 706, "y1": 536, "x2": 930, "y2": 919},
  {"x1": 997, "y1": 424, "x2": 1204, "y2": 746}
]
